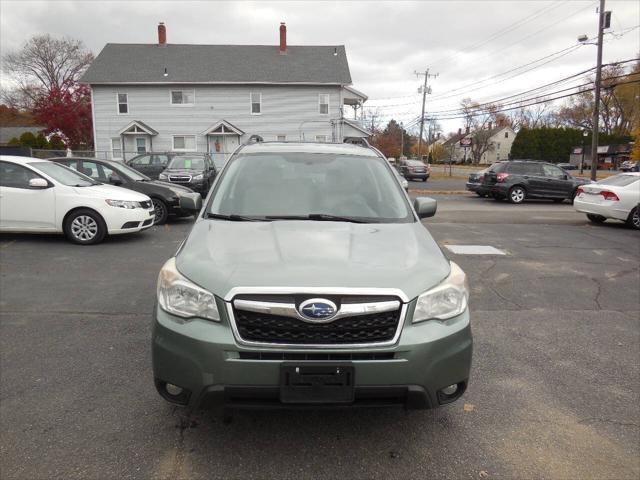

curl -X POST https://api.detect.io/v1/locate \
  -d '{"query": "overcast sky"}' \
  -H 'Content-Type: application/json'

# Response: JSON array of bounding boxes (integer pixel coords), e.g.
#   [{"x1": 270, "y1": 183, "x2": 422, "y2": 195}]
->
[{"x1": 1, "y1": 0, "x2": 638, "y2": 134}]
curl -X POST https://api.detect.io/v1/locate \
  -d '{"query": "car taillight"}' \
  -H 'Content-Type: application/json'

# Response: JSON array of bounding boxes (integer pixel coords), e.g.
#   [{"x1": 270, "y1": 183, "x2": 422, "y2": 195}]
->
[
  {"x1": 576, "y1": 187, "x2": 584, "y2": 196},
  {"x1": 496, "y1": 173, "x2": 509, "y2": 182},
  {"x1": 600, "y1": 191, "x2": 619, "y2": 201},
  {"x1": 479, "y1": 174, "x2": 484, "y2": 182}
]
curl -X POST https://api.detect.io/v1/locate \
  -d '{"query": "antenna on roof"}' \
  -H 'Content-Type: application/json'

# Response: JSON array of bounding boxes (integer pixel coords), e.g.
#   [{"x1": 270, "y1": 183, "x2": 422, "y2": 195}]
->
[
  {"x1": 333, "y1": 47, "x2": 338, "y2": 56},
  {"x1": 163, "y1": 67, "x2": 168, "y2": 77}
]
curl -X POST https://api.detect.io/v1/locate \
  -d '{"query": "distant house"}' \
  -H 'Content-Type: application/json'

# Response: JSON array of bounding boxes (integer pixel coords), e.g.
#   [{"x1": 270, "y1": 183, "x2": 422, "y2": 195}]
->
[
  {"x1": 0, "y1": 126, "x2": 44, "y2": 146},
  {"x1": 569, "y1": 143, "x2": 633, "y2": 169},
  {"x1": 442, "y1": 125, "x2": 516, "y2": 164},
  {"x1": 81, "y1": 22, "x2": 370, "y2": 163}
]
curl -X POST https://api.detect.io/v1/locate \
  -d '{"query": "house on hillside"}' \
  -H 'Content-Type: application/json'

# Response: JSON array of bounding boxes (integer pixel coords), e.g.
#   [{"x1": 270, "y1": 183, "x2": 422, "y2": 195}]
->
[
  {"x1": 81, "y1": 22, "x2": 370, "y2": 163},
  {"x1": 442, "y1": 125, "x2": 516, "y2": 164}
]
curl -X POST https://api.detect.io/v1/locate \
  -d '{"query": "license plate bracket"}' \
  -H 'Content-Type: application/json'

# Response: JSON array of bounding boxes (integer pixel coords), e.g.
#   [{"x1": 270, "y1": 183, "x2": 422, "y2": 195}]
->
[{"x1": 280, "y1": 363, "x2": 355, "y2": 404}]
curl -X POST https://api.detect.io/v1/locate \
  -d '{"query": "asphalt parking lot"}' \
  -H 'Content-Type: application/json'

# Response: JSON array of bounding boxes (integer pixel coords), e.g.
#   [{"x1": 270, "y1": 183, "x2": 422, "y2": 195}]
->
[{"x1": 1, "y1": 194, "x2": 638, "y2": 480}]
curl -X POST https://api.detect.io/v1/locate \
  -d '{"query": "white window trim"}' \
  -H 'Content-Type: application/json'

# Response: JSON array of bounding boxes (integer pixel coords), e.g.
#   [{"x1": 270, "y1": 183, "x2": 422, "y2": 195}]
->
[
  {"x1": 315, "y1": 135, "x2": 328, "y2": 143},
  {"x1": 111, "y1": 138, "x2": 122, "y2": 159},
  {"x1": 319, "y1": 94, "x2": 330, "y2": 115},
  {"x1": 169, "y1": 89, "x2": 195, "y2": 107},
  {"x1": 116, "y1": 92, "x2": 129, "y2": 115},
  {"x1": 172, "y1": 135, "x2": 198, "y2": 152},
  {"x1": 250, "y1": 92, "x2": 262, "y2": 115}
]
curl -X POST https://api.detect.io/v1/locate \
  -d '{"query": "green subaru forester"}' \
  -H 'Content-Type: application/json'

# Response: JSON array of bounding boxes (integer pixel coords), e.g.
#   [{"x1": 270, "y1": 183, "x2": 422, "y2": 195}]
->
[{"x1": 152, "y1": 141, "x2": 472, "y2": 409}]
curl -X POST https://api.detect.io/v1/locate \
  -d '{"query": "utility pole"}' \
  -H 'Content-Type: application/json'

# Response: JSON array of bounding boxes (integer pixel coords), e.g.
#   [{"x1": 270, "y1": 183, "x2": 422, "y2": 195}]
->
[
  {"x1": 590, "y1": 0, "x2": 606, "y2": 181},
  {"x1": 400, "y1": 121, "x2": 404, "y2": 157},
  {"x1": 416, "y1": 69, "x2": 438, "y2": 161}
]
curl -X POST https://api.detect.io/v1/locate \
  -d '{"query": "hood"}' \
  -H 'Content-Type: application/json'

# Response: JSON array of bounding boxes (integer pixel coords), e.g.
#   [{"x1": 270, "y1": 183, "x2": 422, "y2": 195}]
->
[
  {"x1": 176, "y1": 220, "x2": 451, "y2": 301},
  {"x1": 151, "y1": 180, "x2": 193, "y2": 193},
  {"x1": 134, "y1": 180, "x2": 193, "y2": 195},
  {"x1": 163, "y1": 168, "x2": 203, "y2": 175},
  {"x1": 71, "y1": 183, "x2": 150, "y2": 201}
]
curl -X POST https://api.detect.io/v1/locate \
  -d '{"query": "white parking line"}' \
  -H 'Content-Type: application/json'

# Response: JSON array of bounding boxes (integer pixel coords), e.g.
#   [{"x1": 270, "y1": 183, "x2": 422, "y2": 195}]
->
[{"x1": 444, "y1": 245, "x2": 507, "y2": 255}]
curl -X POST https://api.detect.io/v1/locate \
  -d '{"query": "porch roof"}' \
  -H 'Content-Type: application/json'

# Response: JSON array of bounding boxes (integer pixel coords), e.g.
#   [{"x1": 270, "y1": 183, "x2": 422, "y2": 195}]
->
[
  {"x1": 117, "y1": 120, "x2": 158, "y2": 136},
  {"x1": 201, "y1": 119, "x2": 245, "y2": 136}
]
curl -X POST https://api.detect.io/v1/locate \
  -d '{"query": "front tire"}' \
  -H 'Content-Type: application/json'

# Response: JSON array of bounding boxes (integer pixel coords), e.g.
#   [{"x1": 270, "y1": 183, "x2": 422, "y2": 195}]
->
[
  {"x1": 508, "y1": 186, "x2": 526, "y2": 204},
  {"x1": 587, "y1": 213, "x2": 606, "y2": 224},
  {"x1": 627, "y1": 207, "x2": 640, "y2": 230},
  {"x1": 152, "y1": 198, "x2": 169, "y2": 225},
  {"x1": 63, "y1": 209, "x2": 107, "y2": 245}
]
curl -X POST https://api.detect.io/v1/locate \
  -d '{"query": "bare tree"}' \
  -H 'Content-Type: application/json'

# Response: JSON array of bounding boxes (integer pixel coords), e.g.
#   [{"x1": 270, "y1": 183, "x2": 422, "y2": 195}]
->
[
  {"x1": 460, "y1": 98, "x2": 498, "y2": 164},
  {"x1": 2, "y1": 34, "x2": 93, "y2": 108}
]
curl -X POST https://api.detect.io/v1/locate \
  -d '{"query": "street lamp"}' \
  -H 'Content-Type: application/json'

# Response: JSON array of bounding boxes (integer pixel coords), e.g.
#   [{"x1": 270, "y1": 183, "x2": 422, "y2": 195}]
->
[{"x1": 580, "y1": 130, "x2": 588, "y2": 175}]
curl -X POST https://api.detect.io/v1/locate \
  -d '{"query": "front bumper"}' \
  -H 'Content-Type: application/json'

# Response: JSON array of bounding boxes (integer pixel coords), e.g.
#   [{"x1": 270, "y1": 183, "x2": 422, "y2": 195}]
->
[
  {"x1": 103, "y1": 207, "x2": 155, "y2": 235},
  {"x1": 466, "y1": 182, "x2": 489, "y2": 194},
  {"x1": 405, "y1": 173, "x2": 429, "y2": 180},
  {"x1": 152, "y1": 301, "x2": 473, "y2": 410}
]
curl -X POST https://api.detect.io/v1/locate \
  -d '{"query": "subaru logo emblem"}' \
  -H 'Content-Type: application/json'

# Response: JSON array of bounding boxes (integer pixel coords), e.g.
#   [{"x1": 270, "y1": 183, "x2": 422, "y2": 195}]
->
[{"x1": 298, "y1": 298, "x2": 338, "y2": 323}]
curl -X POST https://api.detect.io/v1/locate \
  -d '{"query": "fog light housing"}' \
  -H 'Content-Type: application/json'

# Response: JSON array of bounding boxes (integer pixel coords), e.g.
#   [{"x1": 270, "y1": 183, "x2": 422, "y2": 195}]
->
[
  {"x1": 442, "y1": 384, "x2": 458, "y2": 395},
  {"x1": 166, "y1": 383, "x2": 183, "y2": 396},
  {"x1": 154, "y1": 378, "x2": 191, "y2": 406},
  {"x1": 437, "y1": 381, "x2": 467, "y2": 405}
]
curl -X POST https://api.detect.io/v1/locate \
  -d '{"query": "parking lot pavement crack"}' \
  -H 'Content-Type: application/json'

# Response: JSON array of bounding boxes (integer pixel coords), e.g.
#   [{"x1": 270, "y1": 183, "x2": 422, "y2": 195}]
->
[
  {"x1": 590, "y1": 277, "x2": 604, "y2": 310},
  {"x1": 485, "y1": 282, "x2": 523, "y2": 309},
  {"x1": 578, "y1": 417, "x2": 640, "y2": 429}
]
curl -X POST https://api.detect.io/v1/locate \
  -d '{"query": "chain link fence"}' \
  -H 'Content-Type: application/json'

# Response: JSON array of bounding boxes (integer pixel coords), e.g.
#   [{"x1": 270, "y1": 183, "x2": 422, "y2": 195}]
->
[{"x1": 29, "y1": 149, "x2": 141, "y2": 160}]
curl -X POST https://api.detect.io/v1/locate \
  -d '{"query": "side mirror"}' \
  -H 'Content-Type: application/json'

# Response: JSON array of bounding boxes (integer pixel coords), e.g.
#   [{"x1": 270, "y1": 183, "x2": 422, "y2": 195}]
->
[
  {"x1": 28, "y1": 178, "x2": 49, "y2": 189},
  {"x1": 109, "y1": 174, "x2": 123, "y2": 186},
  {"x1": 414, "y1": 197, "x2": 437, "y2": 219},
  {"x1": 179, "y1": 192, "x2": 203, "y2": 212}
]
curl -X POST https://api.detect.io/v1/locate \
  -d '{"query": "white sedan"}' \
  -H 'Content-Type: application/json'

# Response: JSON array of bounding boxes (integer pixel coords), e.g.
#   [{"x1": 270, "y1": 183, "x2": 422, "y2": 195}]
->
[
  {"x1": 0, "y1": 155, "x2": 155, "y2": 244},
  {"x1": 574, "y1": 172, "x2": 640, "y2": 230}
]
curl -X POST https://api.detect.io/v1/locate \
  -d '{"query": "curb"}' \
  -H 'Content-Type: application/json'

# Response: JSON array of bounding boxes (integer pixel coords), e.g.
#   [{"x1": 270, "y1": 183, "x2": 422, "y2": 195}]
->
[{"x1": 408, "y1": 190, "x2": 471, "y2": 195}]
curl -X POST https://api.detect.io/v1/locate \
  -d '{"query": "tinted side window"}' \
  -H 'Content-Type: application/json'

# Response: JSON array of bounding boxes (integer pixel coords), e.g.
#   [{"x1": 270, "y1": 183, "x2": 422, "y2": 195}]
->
[
  {"x1": 542, "y1": 164, "x2": 565, "y2": 178},
  {"x1": 506, "y1": 163, "x2": 530, "y2": 174},
  {"x1": 151, "y1": 154, "x2": 168, "y2": 166},
  {"x1": 0, "y1": 162, "x2": 42, "y2": 188},
  {"x1": 81, "y1": 161, "x2": 115, "y2": 181},
  {"x1": 131, "y1": 155, "x2": 151, "y2": 166}
]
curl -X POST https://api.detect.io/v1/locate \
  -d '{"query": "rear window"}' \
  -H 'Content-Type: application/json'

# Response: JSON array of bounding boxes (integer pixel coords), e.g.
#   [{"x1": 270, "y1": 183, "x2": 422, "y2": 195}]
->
[
  {"x1": 597, "y1": 174, "x2": 639, "y2": 187},
  {"x1": 488, "y1": 162, "x2": 506, "y2": 172}
]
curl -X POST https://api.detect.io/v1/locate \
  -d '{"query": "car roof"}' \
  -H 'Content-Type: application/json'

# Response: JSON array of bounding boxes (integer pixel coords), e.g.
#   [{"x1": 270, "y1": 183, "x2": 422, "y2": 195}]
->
[
  {"x1": 238, "y1": 141, "x2": 380, "y2": 157},
  {"x1": 0, "y1": 155, "x2": 50, "y2": 165}
]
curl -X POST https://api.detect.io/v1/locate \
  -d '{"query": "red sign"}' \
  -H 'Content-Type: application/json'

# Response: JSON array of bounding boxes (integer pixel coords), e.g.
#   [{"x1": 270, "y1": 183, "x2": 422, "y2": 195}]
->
[{"x1": 460, "y1": 138, "x2": 472, "y2": 147}]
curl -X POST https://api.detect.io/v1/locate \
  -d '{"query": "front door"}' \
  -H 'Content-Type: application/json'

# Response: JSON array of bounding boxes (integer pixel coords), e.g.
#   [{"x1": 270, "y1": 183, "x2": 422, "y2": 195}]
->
[{"x1": 209, "y1": 135, "x2": 239, "y2": 169}]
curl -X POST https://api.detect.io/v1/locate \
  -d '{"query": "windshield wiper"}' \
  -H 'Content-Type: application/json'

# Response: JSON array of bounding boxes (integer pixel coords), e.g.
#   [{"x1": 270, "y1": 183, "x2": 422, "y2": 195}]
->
[
  {"x1": 265, "y1": 214, "x2": 367, "y2": 223},
  {"x1": 205, "y1": 213, "x2": 267, "y2": 222}
]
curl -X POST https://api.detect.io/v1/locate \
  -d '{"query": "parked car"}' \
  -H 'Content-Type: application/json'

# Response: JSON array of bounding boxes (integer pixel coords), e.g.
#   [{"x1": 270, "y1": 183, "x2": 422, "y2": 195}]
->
[
  {"x1": 0, "y1": 155, "x2": 154, "y2": 244},
  {"x1": 466, "y1": 168, "x2": 490, "y2": 196},
  {"x1": 481, "y1": 160, "x2": 591, "y2": 204},
  {"x1": 620, "y1": 161, "x2": 639, "y2": 172},
  {"x1": 398, "y1": 159, "x2": 430, "y2": 181},
  {"x1": 126, "y1": 152, "x2": 172, "y2": 179},
  {"x1": 557, "y1": 163, "x2": 577, "y2": 171},
  {"x1": 152, "y1": 141, "x2": 472, "y2": 410},
  {"x1": 392, "y1": 167, "x2": 409, "y2": 192},
  {"x1": 49, "y1": 157, "x2": 195, "y2": 224},
  {"x1": 574, "y1": 173, "x2": 640, "y2": 229},
  {"x1": 157, "y1": 154, "x2": 217, "y2": 196}
]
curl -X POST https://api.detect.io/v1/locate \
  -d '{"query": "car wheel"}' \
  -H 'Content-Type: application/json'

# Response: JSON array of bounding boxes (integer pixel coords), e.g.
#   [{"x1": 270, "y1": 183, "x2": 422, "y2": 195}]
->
[
  {"x1": 508, "y1": 186, "x2": 526, "y2": 204},
  {"x1": 586, "y1": 213, "x2": 606, "y2": 224},
  {"x1": 152, "y1": 198, "x2": 169, "y2": 225},
  {"x1": 64, "y1": 209, "x2": 107, "y2": 245},
  {"x1": 627, "y1": 207, "x2": 640, "y2": 230}
]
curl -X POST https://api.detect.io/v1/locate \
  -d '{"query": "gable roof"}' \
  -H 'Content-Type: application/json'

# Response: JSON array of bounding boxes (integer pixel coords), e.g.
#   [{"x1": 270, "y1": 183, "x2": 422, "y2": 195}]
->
[
  {"x1": 81, "y1": 44, "x2": 352, "y2": 85},
  {"x1": 117, "y1": 120, "x2": 158, "y2": 136}
]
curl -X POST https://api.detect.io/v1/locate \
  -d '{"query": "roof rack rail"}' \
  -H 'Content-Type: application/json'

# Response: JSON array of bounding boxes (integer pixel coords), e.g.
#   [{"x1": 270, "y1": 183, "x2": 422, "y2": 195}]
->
[
  {"x1": 244, "y1": 134, "x2": 264, "y2": 145},
  {"x1": 343, "y1": 137, "x2": 371, "y2": 148}
]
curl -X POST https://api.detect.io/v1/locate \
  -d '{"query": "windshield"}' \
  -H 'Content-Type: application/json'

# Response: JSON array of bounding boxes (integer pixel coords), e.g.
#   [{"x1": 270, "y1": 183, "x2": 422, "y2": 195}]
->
[
  {"x1": 597, "y1": 174, "x2": 639, "y2": 187},
  {"x1": 207, "y1": 152, "x2": 413, "y2": 223},
  {"x1": 29, "y1": 161, "x2": 99, "y2": 186},
  {"x1": 167, "y1": 156, "x2": 205, "y2": 170},
  {"x1": 111, "y1": 161, "x2": 149, "y2": 181}
]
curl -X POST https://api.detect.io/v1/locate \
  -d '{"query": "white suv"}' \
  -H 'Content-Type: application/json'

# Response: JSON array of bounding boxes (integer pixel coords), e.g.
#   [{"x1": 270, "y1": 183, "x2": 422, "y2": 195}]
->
[{"x1": 0, "y1": 155, "x2": 155, "y2": 244}]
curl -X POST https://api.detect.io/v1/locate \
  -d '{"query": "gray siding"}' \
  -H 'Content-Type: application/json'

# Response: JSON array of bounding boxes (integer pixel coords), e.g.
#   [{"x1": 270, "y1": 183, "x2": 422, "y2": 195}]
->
[{"x1": 92, "y1": 84, "x2": 343, "y2": 159}]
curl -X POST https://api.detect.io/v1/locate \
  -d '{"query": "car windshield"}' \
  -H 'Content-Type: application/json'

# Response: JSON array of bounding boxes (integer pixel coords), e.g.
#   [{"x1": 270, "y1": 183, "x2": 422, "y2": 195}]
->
[
  {"x1": 597, "y1": 174, "x2": 639, "y2": 187},
  {"x1": 111, "y1": 161, "x2": 149, "y2": 181},
  {"x1": 207, "y1": 152, "x2": 413, "y2": 223},
  {"x1": 29, "y1": 161, "x2": 100, "y2": 187},
  {"x1": 167, "y1": 156, "x2": 205, "y2": 170}
]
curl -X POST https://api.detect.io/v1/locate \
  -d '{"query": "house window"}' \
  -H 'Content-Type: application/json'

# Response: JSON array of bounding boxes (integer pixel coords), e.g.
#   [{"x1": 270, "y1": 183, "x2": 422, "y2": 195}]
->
[
  {"x1": 319, "y1": 94, "x2": 329, "y2": 114},
  {"x1": 277, "y1": 135, "x2": 286, "y2": 141},
  {"x1": 497, "y1": 152, "x2": 501, "y2": 160},
  {"x1": 504, "y1": 131, "x2": 509, "y2": 138},
  {"x1": 170, "y1": 90, "x2": 195, "y2": 105},
  {"x1": 315, "y1": 135, "x2": 327, "y2": 142},
  {"x1": 496, "y1": 142, "x2": 501, "y2": 149},
  {"x1": 135, "y1": 137, "x2": 147, "y2": 153},
  {"x1": 173, "y1": 135, "x2": 197, "y2": 151},
  {"x1": 117, "y1": 93, "x2": 128, "y2": 114},
  {"x1": 111, "y1": 138, "x2": 122, "y2": 159},
  {"x1": 251, "y1": 92, "x2": 261, "y2": 114}
]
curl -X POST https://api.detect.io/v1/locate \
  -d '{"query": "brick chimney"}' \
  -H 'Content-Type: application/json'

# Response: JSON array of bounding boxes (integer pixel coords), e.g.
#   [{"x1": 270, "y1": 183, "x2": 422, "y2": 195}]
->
[
  {"x1": 279, "y1": 22, "x2": 287, "y2": 54},
  {"x1": 158, "y1": 22, "x2": 166, "y2": 45}
]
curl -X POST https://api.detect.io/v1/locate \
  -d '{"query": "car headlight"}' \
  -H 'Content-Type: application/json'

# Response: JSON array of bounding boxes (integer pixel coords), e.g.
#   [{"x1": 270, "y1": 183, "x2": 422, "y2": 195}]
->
[
  {"x1": 159, "y1": 173, "x2": 168, "y2": 180},
  {"x1": 157, "y1": 257, "x2": 220, "y2": 321},
  {"x1": 192, "y1": 173, "x2": 204, "y2": 181},
  {"x1": 105, "y1": 199, "x2": 139, "y2": 209},
  {"x1": 413, "y1": 262, "x2": 469, "y2": 322}
]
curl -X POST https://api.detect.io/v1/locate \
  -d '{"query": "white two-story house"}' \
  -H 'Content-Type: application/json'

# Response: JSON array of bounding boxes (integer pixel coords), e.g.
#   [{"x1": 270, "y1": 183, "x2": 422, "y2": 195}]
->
[
  {"x1": 442, "y1": 125, "x2": 516, "y2": 165},
  {"x1": 81, "y1": 22, "x2": 370, "y2": 163}
]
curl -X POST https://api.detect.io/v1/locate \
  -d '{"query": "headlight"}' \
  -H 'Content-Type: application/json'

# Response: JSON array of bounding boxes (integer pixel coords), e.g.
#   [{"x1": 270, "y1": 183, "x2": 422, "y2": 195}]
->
[
  {"x1": 159, "y1": 173, "x2": 168, "y2": 180},
  {"x1": 105, "y1": 199, "x2": 139, "y2": 209},
  {"x1": 157, "y1": 257, "x2": 220, "y2": 321},
  {"x1": 192, "y1": 173, "x2": 204, "y2": 181},
  {"x1": 413, "y1": 262, "x2": 468, "y2": 322}
]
